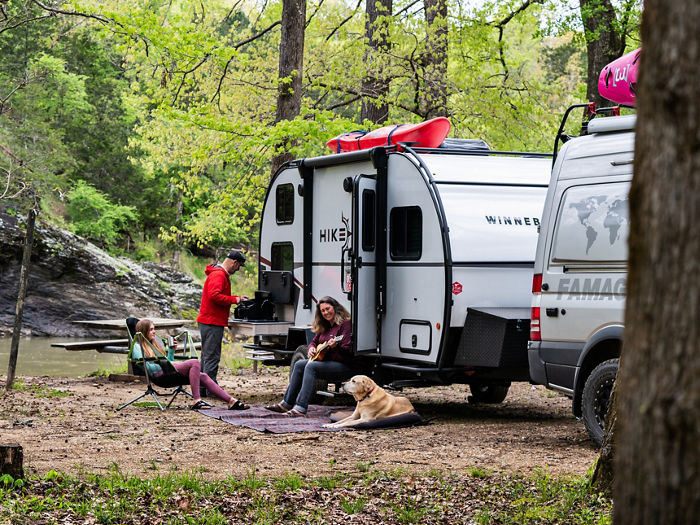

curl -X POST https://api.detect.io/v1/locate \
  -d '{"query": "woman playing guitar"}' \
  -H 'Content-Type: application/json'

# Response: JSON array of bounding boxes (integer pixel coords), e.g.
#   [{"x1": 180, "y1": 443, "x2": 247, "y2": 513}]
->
[{"x1": 265, "y1": 296, "x2": 355, "y2": 417}]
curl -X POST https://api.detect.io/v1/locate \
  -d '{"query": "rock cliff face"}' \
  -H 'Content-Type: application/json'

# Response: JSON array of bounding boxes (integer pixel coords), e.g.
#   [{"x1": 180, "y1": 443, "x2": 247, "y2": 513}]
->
[{"x1": 0, "y1": 210, "x2": 202, "y2": 337}]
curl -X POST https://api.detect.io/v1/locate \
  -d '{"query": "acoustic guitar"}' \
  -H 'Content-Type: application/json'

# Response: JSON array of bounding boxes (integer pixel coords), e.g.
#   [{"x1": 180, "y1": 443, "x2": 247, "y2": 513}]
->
[{"x1": 308, "y1": 335, "x2": 344, "y2": 362}]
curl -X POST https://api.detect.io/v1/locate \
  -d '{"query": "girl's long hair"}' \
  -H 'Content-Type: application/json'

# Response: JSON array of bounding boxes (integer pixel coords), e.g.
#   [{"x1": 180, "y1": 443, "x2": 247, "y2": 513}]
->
[
  {"x1": 134, "y1": 319, "x2": 164, "y2": 357},
  {"x1": 311, "y1": 296, "x2": 351, "y2": 334}
]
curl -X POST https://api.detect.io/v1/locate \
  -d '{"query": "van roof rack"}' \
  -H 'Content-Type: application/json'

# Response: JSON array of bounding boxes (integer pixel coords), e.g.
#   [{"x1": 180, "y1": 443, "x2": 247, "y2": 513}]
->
[{"x1": 553, "y1": 103, "x2": 635, "y2": 165}]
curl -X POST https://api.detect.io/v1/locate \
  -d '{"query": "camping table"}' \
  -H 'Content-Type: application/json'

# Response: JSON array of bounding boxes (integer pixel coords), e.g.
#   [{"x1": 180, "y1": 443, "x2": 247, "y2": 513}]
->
[{"x1": 228, "y1": 320, "x2": 293, "y2": 373}]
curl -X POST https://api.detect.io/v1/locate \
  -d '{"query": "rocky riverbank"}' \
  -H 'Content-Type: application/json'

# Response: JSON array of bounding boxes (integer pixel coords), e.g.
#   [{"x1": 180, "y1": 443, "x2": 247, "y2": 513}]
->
[{"x1": 0, "y1": 209, "x2": 201, "y2": 337}]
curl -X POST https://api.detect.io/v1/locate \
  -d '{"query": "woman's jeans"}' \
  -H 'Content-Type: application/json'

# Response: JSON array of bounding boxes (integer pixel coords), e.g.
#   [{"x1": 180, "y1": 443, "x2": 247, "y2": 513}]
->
[{"x1": 282, "y1": 359, "x2": 353, "y2": 413}]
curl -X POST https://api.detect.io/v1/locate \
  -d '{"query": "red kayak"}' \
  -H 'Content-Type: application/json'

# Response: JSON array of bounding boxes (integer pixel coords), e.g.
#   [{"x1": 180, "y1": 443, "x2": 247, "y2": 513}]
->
[
  {"x1": 326, "y1": 117, "x2": 451, "y2": 153},
  {"x1": 598, "y1": 48, "x2": 640, "y2": 106}
]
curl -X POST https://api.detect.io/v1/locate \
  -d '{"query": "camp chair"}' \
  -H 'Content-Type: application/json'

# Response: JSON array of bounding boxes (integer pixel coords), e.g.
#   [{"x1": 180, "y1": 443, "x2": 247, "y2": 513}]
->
[{"x1": 117, "y1": 317, "x2": 207, "y2": 411}]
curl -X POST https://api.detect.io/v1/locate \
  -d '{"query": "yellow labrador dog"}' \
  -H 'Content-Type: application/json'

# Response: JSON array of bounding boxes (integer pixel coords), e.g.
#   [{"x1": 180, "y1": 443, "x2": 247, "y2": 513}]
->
[{"x1": 323, "y1": 375, "x2": 415, "y2": 429}]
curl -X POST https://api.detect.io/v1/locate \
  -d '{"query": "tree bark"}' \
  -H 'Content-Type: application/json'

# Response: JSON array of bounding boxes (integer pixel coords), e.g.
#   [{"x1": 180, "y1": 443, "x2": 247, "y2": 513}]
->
[
  {"x1": 270, "y1": 0, "x2": 306, "y2": 175},
  {"x1": 361, "y1": 0, "x2": 392, "y2": 124},
  {"x1": 614, "y1": 2, "x2": 700, "y2": 523},
  {"x1": 579, "y1": 0, "x2": 624, "y2": 106},
  {"x1": 0, "y1": 444, "x2": 24, "y2": 479},
  {"x1": 420, "y1": 0, "x2": 448, "y2": 119},
  {"x1": 6, "y1": 206, "x2": 36, "y2": 391}
]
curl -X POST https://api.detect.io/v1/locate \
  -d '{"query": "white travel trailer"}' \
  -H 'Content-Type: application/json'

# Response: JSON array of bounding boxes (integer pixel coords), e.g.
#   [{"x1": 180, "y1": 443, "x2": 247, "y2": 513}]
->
[
  {"x1": 529, "y1": 105, "x2": 634, "y2": 444},
  {"x1": 240, "y1": 141, "x2": 551, "y2": 401}
]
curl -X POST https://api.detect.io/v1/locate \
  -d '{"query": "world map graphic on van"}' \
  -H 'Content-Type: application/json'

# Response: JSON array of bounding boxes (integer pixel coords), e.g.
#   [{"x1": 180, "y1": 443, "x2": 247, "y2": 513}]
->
[{"x1": 553, "y1": 182, "x2": 631, "y2": 262}]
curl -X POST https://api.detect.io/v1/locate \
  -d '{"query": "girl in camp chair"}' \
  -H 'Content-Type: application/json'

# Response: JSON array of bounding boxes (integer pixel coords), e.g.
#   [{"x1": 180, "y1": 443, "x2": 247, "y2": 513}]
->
[{"x1": 132, "y1": 319, "x2": 249, "y2": 411}]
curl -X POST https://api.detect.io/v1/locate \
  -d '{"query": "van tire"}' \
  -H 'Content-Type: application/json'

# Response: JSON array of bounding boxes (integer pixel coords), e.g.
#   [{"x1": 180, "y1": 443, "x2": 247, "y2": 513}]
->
[
  {"x1": 290, "y1": 345, "x2": 328, "y2": 404},
  {"x1": 582, "y1": 359, "x2": 618, "y2": 447},
  {"x1": 468, "y1": 383, "x2": 510, "y2": 404}
]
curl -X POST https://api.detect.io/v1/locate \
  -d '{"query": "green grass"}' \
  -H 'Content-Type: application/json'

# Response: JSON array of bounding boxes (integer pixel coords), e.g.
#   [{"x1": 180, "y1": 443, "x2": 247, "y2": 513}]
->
[
  {"x1": 10, "y1": 379, "x2": 72, "y2": 398},
  {"x1": 0, "y1": 468, "x2": 612, "y2": 525}
]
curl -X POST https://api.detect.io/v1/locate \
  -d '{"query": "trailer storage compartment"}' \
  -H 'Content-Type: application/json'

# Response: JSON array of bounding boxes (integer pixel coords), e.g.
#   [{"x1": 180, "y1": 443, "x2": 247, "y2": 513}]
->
[{"x1": 455, "y1": 308, "x2": 530, "y2": 368}]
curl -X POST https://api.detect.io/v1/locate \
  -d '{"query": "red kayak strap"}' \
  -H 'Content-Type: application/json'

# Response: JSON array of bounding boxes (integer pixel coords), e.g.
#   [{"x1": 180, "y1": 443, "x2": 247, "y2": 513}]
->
[{"x1": 386, "y1": 124, "x2": 405, "y2": 146}]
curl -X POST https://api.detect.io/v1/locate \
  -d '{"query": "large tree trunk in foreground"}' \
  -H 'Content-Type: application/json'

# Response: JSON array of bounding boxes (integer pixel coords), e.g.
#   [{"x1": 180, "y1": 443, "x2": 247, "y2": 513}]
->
[
  {"x1": 5, "y1": 207, "x2": 36, "y2": 391},
  {"x1": 270, "y1": 0, "x2": 306, "y2": 175},
  {"x1": 614, "y1": 2, "x2": 700, "y2": 523},
  {"x1": 361, "y1": 0, "x2": 392, "y2": 124}
]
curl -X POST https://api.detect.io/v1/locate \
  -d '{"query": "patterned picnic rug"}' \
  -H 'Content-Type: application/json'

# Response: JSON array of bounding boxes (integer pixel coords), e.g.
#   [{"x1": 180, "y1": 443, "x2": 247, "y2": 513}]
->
[{"x1": 196, "y1": 405, "x2": 353, "y2": 434}]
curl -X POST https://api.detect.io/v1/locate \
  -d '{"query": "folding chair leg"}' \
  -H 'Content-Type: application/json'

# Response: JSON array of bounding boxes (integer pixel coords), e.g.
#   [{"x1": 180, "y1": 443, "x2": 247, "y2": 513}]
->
[
  {"x1": 117, "y1": 391, "x2": 150, "y2": 411},
  {"x1": 151, "y1": 391, "x2": 165, "y2": 411},
  {"x1": 166, "y1": 386, "x2": 189, "y2": 409}
]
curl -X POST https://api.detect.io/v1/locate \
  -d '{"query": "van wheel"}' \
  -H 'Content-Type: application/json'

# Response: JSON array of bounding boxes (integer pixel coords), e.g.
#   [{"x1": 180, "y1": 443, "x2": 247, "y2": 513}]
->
[
  {"x1": 582, "y1": 359, "x2": 618, "y2": 447},
  {"x1": 290, "y1": 345, "x2": 328, "y2": 404},
  {"x1": 468, "y1": 383, "x2": 510, "y2": 404}
]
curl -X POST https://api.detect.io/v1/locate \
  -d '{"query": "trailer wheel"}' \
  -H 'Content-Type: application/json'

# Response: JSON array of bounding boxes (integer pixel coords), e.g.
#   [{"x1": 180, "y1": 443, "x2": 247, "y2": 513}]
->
[
  {"x1": 582, "y1": 358, "x2": 618, "y2": 447},
  {"x1": 290, "y1": 345, "x2": 328, "y2": 404},
  {"x1": 468, "y1": 383, "x2": 510, "y2": 404}
]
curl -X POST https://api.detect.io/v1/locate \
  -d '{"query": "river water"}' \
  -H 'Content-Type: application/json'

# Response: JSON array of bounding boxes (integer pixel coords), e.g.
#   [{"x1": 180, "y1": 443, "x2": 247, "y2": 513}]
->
[{"x1": 0, "y1": 337, "x2": 124, "y2": 377}]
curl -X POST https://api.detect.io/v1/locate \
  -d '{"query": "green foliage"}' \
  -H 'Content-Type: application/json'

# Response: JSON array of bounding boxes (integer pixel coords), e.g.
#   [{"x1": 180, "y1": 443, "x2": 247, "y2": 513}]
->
[{"x1": 65, "y1": 180, "x2": 137, "y2": 248}]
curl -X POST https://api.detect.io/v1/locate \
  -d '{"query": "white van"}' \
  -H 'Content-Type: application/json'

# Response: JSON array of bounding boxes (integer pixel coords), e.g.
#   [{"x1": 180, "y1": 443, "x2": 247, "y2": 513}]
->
[
  {"x1": 529, "y1": 107, "x2": 634, "y2": 445},
  {"x1": 238, "y1": 141, "x2": 552, "y2": 401}
]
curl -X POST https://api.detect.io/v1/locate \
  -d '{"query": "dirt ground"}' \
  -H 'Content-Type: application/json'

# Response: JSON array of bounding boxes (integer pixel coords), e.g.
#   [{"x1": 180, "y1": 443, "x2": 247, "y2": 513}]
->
[{"x1": 0, "y1": 367, "x2": 599, "y2": 480}]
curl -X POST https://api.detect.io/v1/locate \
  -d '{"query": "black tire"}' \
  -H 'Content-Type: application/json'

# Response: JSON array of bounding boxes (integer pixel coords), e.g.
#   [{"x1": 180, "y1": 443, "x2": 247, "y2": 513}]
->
[
  {"x1": 289, "y1": 345, "x2": 328, "y2": 404},
  {"x1": 468, "y1": 383, "x2": 510, "y2": 404},
  {"x1": 582, "y1": 358, "x2": 618, "y2": 447}
]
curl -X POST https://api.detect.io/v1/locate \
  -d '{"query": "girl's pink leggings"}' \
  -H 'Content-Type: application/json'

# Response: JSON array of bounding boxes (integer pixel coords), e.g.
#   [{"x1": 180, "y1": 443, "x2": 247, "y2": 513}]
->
[{"x1": 173, "y1": 359, "x2": 232, "y2": 403}]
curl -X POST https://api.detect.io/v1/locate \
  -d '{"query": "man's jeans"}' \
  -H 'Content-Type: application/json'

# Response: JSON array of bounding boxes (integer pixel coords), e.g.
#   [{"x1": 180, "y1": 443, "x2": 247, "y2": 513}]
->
[{"x1": 199, "y1": 323, "x2": 224, "y2": 397}]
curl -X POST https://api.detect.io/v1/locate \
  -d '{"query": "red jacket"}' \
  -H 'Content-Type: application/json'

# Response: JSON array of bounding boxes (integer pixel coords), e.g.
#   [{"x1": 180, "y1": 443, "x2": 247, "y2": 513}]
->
[{"x1": 196, "y1": 265, "x2": 242, "y2": 326}]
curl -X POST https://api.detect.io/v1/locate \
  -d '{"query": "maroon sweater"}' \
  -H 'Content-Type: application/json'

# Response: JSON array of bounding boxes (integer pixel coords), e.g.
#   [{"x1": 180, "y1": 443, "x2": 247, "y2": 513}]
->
[{"x1": 309, "y1": 320, "x2": 353, "y2": 366}]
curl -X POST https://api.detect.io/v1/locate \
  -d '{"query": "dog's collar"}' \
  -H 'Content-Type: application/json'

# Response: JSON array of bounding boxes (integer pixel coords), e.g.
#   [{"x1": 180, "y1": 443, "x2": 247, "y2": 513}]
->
[{"x1": 360, "y1": 386, "x2": 375, "y2": 402}]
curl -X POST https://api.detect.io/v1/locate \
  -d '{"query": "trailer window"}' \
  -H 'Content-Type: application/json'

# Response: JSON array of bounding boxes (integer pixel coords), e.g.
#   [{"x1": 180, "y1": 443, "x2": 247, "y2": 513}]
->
[
  {"x1": 390, "y1": 206, "x2": 422, "y2": 260},
  {"x1": 271, "y1": 242, "x2": 294, "y2": 271},
  {"x1": 362, "y1": 190, "x2": 376, "y2": 251},
  {"x1": 276, "y1": 184, "x2": 294, "y2": 224}
]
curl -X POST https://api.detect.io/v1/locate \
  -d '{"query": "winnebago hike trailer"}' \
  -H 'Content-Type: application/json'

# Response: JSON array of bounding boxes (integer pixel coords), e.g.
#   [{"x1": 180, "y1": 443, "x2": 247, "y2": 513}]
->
[{"x1": 237, "y1": 142, "x2": 551, "y2": 401}]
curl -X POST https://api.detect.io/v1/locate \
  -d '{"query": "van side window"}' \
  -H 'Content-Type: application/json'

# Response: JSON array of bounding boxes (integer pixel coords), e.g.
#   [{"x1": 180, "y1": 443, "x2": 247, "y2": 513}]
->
[
  {"x1": 362, "y1": 190, "x2": 376, "y2": 251},
  {"x1": 271, "y1": 242, "x2": 294, "y2": 271},
  {"x1": 550, "y1": 181, "x2": 630, "y2": 265},
  {"x1": 276, "y1": 184, "x2": 294, "y2": 224},
  {"x1": 390, "y1": 206, "x2": 422, "y2": 260}
]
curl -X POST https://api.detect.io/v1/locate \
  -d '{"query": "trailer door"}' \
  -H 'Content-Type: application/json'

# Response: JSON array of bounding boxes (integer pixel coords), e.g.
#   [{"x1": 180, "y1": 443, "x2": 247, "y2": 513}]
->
[{"x1": 352, "y1": 175, "x2": 378, "y2": 353}]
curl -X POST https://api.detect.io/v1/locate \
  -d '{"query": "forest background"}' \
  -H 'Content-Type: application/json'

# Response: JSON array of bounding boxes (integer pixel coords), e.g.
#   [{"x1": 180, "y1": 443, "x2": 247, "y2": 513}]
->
[{"x1": 0, "y1": 0, "x2": 641, "y2": 286}]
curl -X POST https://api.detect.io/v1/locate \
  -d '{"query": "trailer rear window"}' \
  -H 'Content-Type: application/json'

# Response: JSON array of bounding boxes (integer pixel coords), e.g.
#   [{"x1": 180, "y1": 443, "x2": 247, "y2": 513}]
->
[
  {"x1": 271, "y1": 242, "x2": 294, "y2": 271},
  {"x1": 276, "y1": 184, "x2": 294, "y2": 224},
  {"x1": 390, "y1": 206, "x2": 422, "y2": 260}
]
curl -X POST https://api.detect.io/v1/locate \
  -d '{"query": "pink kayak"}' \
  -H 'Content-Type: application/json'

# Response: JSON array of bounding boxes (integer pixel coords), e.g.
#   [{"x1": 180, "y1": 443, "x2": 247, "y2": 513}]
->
[
  {"x1": 326, "y1": 117, "x2": 451, "y2": 153},
  {"x1": 598, "y1": 48, "x2": 640, "y2": 106}
]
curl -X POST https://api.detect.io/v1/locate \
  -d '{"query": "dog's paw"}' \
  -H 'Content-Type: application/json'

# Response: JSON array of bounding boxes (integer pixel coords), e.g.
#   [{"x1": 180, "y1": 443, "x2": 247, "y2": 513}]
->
[{"x1": 322, "y1": 423, "x2": 336, "y2": 428}]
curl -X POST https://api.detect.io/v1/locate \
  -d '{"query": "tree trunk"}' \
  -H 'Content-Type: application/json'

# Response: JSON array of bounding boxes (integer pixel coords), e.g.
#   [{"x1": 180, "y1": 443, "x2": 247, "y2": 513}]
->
[
  {"x1": 6, "y1": 206, "x2": 36, "y2": 391},
  {"x1": 0, "y1": 444, "x2": 24, "y2": 479},
  {"x1": 420, "y1": 0, "x2": 448, "y2": 119},
  {"x1": 270, "y1": 0, "x2": 306, "y2": 176},
  {"x1": 579, "y1": 0, "x2": 624, "y2": 106},
  {"x1": 614, "y1": 2, "x2": 700, "y2": 523},
  {"x1": 361, "y1": 0, "x2": 392, "y2": 124},
  {"x1": 172, "y1": 187, "x2": 183, "y2": 268}
]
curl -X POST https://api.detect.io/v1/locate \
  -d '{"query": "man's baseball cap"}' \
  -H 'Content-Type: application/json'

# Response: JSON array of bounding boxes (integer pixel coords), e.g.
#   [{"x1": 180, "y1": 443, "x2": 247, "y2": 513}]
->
[{"x1": 226, "y1": 249, "x2": 246, "y2": 264}]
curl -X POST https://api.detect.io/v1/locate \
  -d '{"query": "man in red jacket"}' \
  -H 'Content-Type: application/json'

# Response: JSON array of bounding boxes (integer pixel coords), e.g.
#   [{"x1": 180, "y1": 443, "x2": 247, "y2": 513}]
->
[{"x1": 196, "y1": 249, "x2": 247, "y2": 396}]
